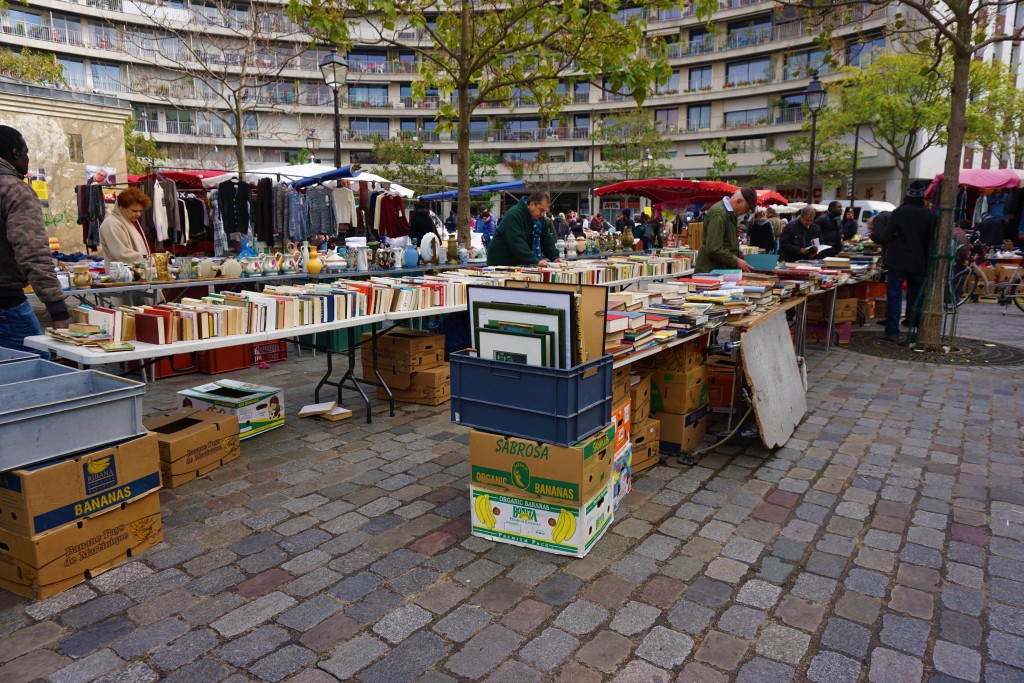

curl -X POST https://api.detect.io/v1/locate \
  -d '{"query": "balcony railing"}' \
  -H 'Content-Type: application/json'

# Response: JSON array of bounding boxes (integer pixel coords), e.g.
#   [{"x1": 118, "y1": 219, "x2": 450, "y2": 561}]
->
[
  {"x1": 135, "y1": 118, "x2": 159, "y2": 133},
  {"x1": 165, "y1": 120, "x2": 195, "y2": 135},
  {"x1": 349, "y1": 59, "x2": 418, "y2": 75},
  {"x1": 722, "y1": 109, "x2": 770, "y2": 130},
  {"x1": 1, "y1": 19, "x2": 86, "y2": 46}
]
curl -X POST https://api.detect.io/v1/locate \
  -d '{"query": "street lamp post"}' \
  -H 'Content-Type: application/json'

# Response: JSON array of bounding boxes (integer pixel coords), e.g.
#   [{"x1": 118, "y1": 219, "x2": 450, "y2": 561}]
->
[
  {"x1": 804, "y1": 70, "x2": 826, "y2": 203},
  {"x1": 848, "y1": 122, "x2": 863, "y2": 213},
  {"x1": 319, "y1": 50, "x2": 349, "y2": 168},
  {"x1": 305, "y1": 129, "x2": 320, "y2": 164}
]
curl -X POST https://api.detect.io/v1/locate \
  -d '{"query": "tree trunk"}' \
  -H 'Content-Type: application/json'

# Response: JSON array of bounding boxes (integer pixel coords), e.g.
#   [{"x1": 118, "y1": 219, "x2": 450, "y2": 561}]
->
[
  {"x1": 918, "y1": 48, "x2": 970, "y2": 351},
  {"x1": 234, "y1": 102, "x2": 247, "y2": 178},
  {"x1": 455, "y1": 2, "x2": 472, "y2": 248}
]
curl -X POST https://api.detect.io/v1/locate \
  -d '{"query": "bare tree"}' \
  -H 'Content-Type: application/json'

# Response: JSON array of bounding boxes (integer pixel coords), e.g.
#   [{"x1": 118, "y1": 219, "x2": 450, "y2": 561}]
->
[{"x1": 117, "y1": 0, "x2": 320, "y2": 176}]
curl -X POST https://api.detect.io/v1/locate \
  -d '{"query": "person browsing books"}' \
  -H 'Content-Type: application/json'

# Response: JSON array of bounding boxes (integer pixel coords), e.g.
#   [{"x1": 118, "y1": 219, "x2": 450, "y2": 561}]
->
[
  {"x1": 779, "y1": 206, "x2": 822, "y2": 261},
  {"x1": 486, "y1": 191, "x2": 563, "y2": 266},
  {"x1": 694, "y1": 186, "x2": 757, "y2": 273}
]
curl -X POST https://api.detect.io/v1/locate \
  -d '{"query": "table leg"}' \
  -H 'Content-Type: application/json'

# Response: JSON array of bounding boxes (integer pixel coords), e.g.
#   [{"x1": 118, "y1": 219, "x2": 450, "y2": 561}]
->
[
  {"x1": 314, "y1": 349, "x2": 332, "y2": 403},
  {"x1": 825, "y1": 287, "x2": 838, "y2": 352},
  {"x1": 345, "y1": 327, "x2": 372, "y2": 423},
  {"x1": 371, "y1": 324, "x2": 395, "y2": 417}
]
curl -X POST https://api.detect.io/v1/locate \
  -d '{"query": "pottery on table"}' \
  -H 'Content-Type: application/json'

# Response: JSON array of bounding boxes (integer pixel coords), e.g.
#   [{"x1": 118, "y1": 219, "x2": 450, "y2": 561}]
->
[
  {"x1": 323, "y1": 247, "x2": 346, "y2": 272},
  {"x1": 419, "y1": 233, "x2": 441, "y2": 265},
  {"x1": 555, "y1": 239, "x2": 566, "y2": 259},
  {"x1": 220, "y1": 257, "x2": 243, "y2": 279},
  {"x1": 243, "y1": 257, "x2": 263, "y2": 277},
  {"x1": 197, "y1": 259, "x2": 220, "y2": 279},
  {"x1": 304, "y1": 243, "x2": 323, "y2": 275},
  {"x1": 355, "y1": 246, "x2": 369, "y2": 272},
  {"x1": 72, "y1": 264, "x2": 92, "y2": 289},
  {"x1": 391, "y1": 246, "x2": 404, "y2": 270},
  {"x1": 107, "y1": 261, "x2": 133, "y2": 283},
  {"x1": 404, "y1": 241, "x2": 420, "y2": 268}
]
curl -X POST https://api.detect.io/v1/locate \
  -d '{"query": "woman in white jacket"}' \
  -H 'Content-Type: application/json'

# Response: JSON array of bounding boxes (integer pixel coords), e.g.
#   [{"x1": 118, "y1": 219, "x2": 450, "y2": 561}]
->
[{"x1": 99, "y1": 187, "x2": 152, "y2": 264}]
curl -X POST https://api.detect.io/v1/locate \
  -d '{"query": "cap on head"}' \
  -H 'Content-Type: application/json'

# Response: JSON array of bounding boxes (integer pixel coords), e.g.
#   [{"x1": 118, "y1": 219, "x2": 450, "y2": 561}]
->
[{"x1": 739, "y1": 186, "x2": 757, "y2": 212}]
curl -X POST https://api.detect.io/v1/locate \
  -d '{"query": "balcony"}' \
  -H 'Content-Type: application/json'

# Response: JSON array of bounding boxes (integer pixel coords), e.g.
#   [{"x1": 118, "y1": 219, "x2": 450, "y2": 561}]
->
[
  {"x1": 134, "y1": 118, "x2": 159, "y2": 133},
  {"x1": 165, "y1": 120, "x2": 195, "y2": 136},
  {"x1": 722, "y1": 109, "x2": 770, "y2": 130},
  {"x1": 1, "y1": 20, "x2": 86, "y2": 47},
  {"x1": 348, "y1": 59, "x2": 418, "y2": 75},
  {"x1": 725, "y1": 27, "x2": 772, "y2": 50}
]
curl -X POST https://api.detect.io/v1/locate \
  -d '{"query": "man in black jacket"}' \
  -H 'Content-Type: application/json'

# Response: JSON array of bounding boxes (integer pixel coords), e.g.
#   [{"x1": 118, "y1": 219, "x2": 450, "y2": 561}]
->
[
  {"x1": 878, "y1": 181, "x2": 935, "y2": 343},
  {"x1": 814, "y1": 201, "x2": 844, "y2": 257},
  {"x1": 778, "y1": 206, "x2": 820, "y2": 261},
  {"x1": 747, "y1": 208, "x2": 776, "y2": 252}
]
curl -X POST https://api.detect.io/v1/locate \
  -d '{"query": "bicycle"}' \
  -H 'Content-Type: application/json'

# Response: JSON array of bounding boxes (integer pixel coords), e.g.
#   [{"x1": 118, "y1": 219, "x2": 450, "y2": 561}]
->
[{"x1": 949, "y1": 248, "x2": 1024, "y2": 313}]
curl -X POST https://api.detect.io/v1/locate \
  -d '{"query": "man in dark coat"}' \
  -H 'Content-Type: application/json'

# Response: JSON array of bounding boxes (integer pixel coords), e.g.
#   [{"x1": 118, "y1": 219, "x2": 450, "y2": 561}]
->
[
  {"x1": 814, "y1": 200, "x2": 844, "y2": 257},
  {"x1": 694, "y1": 187, "x2": 756, "y2": 273},
  {"x1": 746, "y1": 208, "x2": 776, "y2": 252},
  {"x1": 878, "y1": 181, "x2": 935, "y2": 343},
  {"x1": 486, "y1": 191, "x2": 560, "y2": 266},
  {"x1": 778, "y1": 206, "x2": 821, "y2": 261}
]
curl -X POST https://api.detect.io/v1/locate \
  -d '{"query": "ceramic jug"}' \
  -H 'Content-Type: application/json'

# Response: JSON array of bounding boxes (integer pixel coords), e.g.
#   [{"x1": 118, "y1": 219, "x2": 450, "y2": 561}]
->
[
  {"x1": 323, "y1": 247, "x2": 345, "y2": 272},
  {"x1": 244, "y1": 257, "x2": 263, "y2": 277},
  {"x1": 377, "y1": 247, "x2": 394, "y2": 270},
  {"x1": 72, "y1": 264, "x2": 92, "y2": 289},
  {"x1": 107, "y1": 261, "x2": 132, "y2": 283},
  {"x1": 345, "y1": 248, "x2": 357, "y2": 271},
  {"x1": 305, "y1": 246, "x2": 323, "y2": 275},
  {"x1": 355, "y1": 246, "x2": 369, "y2": 272},
  {"x1": 391, "y1": 246, "x2": 404, "y2": 270},
  {"x1": 565, "y1": 238, "x2": 577, "y2": 257},
  {"x1": 404, "y1": 241, "x2": 420, "y2": 268},
  {"x1": 177, "y1": 256, "x2": 194, "y2": 281}
]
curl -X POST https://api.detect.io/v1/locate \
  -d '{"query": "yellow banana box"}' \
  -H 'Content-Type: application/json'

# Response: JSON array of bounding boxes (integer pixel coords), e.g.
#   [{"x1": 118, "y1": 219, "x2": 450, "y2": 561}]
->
[
  {"x1": 470, "y1": 484, "x2": 613, "y2": 558},
  {"x1": 0, "y1": 433, "x2": 160, "y2": 537},
  {"x1": 469, "y1": 424, "x2": 615, "y2": 506},
  {"x1": 612, "y1": 444, "x2": 633, "y2": 511},
  {"x1": 0, "y1": 491, "x2": 162, "y2": 600}
]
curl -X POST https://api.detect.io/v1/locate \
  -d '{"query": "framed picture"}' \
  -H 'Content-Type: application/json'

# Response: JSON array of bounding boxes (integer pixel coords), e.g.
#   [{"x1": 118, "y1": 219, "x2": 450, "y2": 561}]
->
[
  {"x1": 467, "y1": 285, "x2": 574, "y2": 367},
  {"x1": 478, "y1": 327, "x2": 550, "y2": 366}
]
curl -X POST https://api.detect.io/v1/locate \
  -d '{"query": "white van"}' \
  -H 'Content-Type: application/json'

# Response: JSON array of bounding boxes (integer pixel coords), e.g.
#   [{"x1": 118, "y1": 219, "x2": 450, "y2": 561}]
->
[{"x1": 820, "y1": 199, "x2": 897, "y2": 234}]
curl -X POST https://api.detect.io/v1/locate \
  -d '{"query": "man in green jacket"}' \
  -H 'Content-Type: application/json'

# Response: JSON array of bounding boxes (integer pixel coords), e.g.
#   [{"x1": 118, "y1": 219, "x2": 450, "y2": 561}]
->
[
  {"x1": 694, "y1": 186, "x2": 756, "y2": 273},
  {"x1": 486, "y1": 191, "x2": 562, "y2": 266}
]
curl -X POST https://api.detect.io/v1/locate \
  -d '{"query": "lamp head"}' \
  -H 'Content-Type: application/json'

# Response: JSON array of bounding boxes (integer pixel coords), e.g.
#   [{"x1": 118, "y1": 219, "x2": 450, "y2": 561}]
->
[
  {"x1": 804, "y1": 71, "x2": 825, "y2": 113},
  {"x1": 320, "y1": 50, "x2": 349, "y2": 89}
]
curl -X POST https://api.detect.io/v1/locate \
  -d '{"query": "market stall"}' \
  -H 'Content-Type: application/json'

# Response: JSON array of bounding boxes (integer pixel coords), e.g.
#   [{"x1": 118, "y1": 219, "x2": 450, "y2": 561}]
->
[{"x1": 925, "y1": 167, "x2": 1023, "y2": 240}]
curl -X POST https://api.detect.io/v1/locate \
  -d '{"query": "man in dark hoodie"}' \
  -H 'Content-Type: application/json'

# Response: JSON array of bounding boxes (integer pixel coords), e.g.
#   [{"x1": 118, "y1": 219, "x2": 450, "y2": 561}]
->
[
  {"x1": 814, "y1": 200, "x2": 844, "y2": 257},
  {"x1": 0, "y1": 125, "x2": 69, "y2": 356},
  {"x1": 878, "y1": 180, "x2": 935, "y2": 343}
]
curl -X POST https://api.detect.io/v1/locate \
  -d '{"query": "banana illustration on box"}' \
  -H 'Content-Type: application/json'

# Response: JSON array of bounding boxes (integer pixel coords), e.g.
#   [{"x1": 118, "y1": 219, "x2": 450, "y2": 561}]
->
[
  {"x1": 550, "y1": 508, "x2": 576, "y2": 544},
  {"x1": 475, "y1": 493, "x2": 497, "y2": 529},
  {"x1": 87, "y1": 457, "x2": 111, "y2": 475}
]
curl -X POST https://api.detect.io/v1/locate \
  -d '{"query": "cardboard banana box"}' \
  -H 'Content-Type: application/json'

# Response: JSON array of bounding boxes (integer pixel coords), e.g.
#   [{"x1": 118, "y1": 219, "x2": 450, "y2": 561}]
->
[{"x1": 470, "y1": 483, "x2": 612, "y2": 558}]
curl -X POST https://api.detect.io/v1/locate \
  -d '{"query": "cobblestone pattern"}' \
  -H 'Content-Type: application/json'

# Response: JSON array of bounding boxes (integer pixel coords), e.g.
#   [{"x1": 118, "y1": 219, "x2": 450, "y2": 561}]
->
[{"x1": 0, "y1": 315, "x2": 1021, "y2": 682}]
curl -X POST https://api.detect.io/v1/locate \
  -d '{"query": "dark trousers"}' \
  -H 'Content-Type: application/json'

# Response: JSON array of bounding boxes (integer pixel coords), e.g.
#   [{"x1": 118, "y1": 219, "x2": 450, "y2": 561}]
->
[
  {"x1": 0, "y1": 300, "x2": 45, "y2": 358},
  {"x1": 886, "y1": 269, "x2": 925, "y2": 337}
]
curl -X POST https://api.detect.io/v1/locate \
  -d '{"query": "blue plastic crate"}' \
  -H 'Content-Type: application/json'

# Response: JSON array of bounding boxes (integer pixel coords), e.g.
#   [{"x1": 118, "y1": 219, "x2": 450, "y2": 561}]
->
[{"x1": 450, "y1": 350, "x2": 613, "y2": 446}]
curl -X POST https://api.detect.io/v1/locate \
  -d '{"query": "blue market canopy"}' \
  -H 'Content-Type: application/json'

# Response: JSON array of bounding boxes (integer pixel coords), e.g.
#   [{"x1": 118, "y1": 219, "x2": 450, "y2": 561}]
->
[
  {"x1": 288, "y1": 165, "x2": 361, "y2": 189},
  {"x1": 419, "y1": 180, "x2": 528, "y2": 201}
]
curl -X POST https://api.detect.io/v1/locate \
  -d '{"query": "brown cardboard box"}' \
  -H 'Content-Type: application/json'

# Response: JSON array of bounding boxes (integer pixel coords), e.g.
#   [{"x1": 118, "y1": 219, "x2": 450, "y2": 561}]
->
[
  {"x1": 361, "y1": 328, "x2": 445, "y2": 373},
  {"x1": 875, "y1": 299, "x2": 887, "y2": 319},
  {"x1": 834, "y1": 298, "x2": 858, "y2": 323},
  {"x1": 612, "y1": 397, "x2": 631, "y2": 453},
  {"x1": 377, "y1": 384, "x2": 450, "y2": 406},
  {"x1": 648, "y1": 365, "x2": 708, "y2": 414},
  {"x1": 857, "y1": 300, "x2": 876, "y2": 321},
  {"x1": 631, "y1": 417, "x2": 660, "y2": 461},
  {"x1": 144, "y1": 410, "x2": 241, "y2": 489},
  {"x1": 631, "y1": 447, "x2": 661, "y2": 474},
  {"x1": 0, "y1": 492, "x2": 162, "y2": 599},
  {"x1": 612, "y1": 366, "x2": 630, "y2": 404},
  {"x1": 469, "y1": 423, "x2": 615, "y2": 505},
  {"x1": 636, "y1": 337, "x2": 706, "y2": 374},
  {"x1": 654, "y1": 406, "x2": 708, "y2": 454},
  {"x1": 707, "y1": 363, "x2": 739, "y2": 413},
  {"x1": 629, "y1": 373, "x2": 651, "y2": 425},
  {"x1": 996, "y1": 266, "x2": 1018, "y2": 283},
  {"x1": 360, "y1": 362, "x2": 414, "y2": 390},
  {"x1": 363, "y1": 362, "x2": 450, "y2": 393},
  {"x1": 0, "y1": 434, "x2": 161, "y2": 537}
]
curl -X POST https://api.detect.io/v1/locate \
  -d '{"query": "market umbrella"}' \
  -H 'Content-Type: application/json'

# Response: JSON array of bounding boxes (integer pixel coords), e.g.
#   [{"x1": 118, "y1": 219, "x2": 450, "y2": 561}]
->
[
  {"x1": 594, "y1": 178, "x2": 739, "y2": 205},
  {"x1": 756, "y1": 189, "x2": 789, "y2": 207}
]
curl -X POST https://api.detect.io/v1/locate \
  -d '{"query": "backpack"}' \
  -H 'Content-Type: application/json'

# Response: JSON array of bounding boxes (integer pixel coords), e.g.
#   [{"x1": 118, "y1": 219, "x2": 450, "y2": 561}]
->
[{"x1": 869, "y1": 211, "x2": 895, "y2": 245}]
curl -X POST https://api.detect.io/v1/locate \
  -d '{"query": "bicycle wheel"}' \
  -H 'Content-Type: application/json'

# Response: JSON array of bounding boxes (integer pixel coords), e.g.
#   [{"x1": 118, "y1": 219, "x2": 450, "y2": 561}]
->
[
  {"x1": 1009, "y1": 278, "x2": 1024, "y2": 313},
  {"x1": 951, "y1": 269, "x2": 978, "y2": 308}
]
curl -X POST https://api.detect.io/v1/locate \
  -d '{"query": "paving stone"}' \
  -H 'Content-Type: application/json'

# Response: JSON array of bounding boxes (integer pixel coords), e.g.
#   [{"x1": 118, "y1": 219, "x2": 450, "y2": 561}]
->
[
  {"x1": 611, "y1": 554, "x2": 659, "y2": 582},
  {"x1": 277, "y1": 594, "x2": 343, "y2": 632},
  {"x1": 635, "y1": 626, "x2": 693, "y2": 669},
  {"x1": 149, "y1": 629, "x2": 218, "y2": 672},
  {"x1": 868, "y1": 647, "x2": 924, "y2": 683},
  {"x1": 93, "y1": 661, "x2": 159, "y2": 683},
  {"x1": 0, "y1": 650, "x2": 69, "y2": 682},
  {"x1": 484, "y1": 660, "x2": 542, "y2": 683},
  {"x1": 821, "y1": 617, "x2": 871, "y2": 659},
  {"x1": 791, "y1": 572, "x2": 837, "y2": 603},
  {"x1": 754, "y1": 623, "x2": 810, "y2": 665},
  {"x1": 684, "y1": 578, "x2": 732, "y2": 608},
  {"x1": 806, "y1": 551, "x2": 848, "y2": 579},
  {"x1": 609, "y1": 601, "x2": 660, "y2": 636},
  {"x1": 58, "y1": 618, "x2": 134, "y2": 658},
  {"x1": 734, "y1": 656, "x2": 794, "y2": 683},
  {"x1": 518, "y1": 627, "x2": 578, "y2": 669},
  {"x1": 112, "y1": 617, "x2": 189, "y2": 659},
  {"x1": 61, "y1": 595, "x2": 133, "y2": 629},
  {"x1": 667, "y1": 599, "x2": 714, "y2": 635},
  {"x1": 330, "y1": 572, "x2": 382, "y2": 602},
  {"x1": 717, "y1": 605, "x2": 765, "y2": 638},
  {"x1": 880, "y1": 614, "x2": 931, "y2": 656},
  {"x1": 534, "y1": 575, "x2": 582, "y2": 606},
  {"x1": 474, "y1": 578, "x2": 530, "y2": 613},
  {"x1": 445, "y1": 625, "x2": 521, "y2": 679},
  {"x1": 770, "y1": 538, "x2": 807, "y2": 562},
  {"x1": 634, "y1": 534, "x2": 680, "y2": 561},
  {"x1": 758, "y1": 557, "x2": 795, "y2": 584},
  {"x1": 553, "y1": 600, "x2": 608, "y2": 635},
  {"x1": 736, "y1": 579, "x2": 782, "y2": 609},
  {"x1": 988, "y1": 631, "x2": 1024, "y2": 669},
  {"x1": 219, "y1": 625, "x2": 290, "y2": 666},
  {"x1": 372, "y1": 604, "x2": 433, "y2": 644},
  {"x1": 610, "y1": 660, "x2": 671, "y2": 683},
  {"x1": 931, "y1": 640, "x2": 981, "y2": 682},
  {"x1": 248, "y1": 644, "x2": 315, "y2": 682},
  {"x1": 319, "y1": 634, "x2": 388, "y2": 680},
  {"x1": 807, "y1": 651, "x2": 862, "y2": 683},
  {"x1": 346, "y1": 589, "x2": 404, "y2": 624},
  {"x1": 575, "y1": 630, "x2": 633, "y2": 673},
  {"x1": 775, "y1": 594, "x2": 825, "y2": 631},
  {"x1": 48, "y1": 649, "x2": 123, "y2": 683},
  {"x1": 942, "y1": 585, "x2": 984, "y2": 617},
  {"x1": 501, "y1": 600, "x2": 552, "y2": 636},
  {"x1": 845, "y1": 568, "x2": 890, "y2": 598},
  {"x1": 211, "y1": 591, "x2": 296, "y2": 637}
]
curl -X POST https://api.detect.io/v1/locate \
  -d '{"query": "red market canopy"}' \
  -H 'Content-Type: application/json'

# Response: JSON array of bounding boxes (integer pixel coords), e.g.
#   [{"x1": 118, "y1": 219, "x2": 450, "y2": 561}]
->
[
  {"x1": 594, "y1": 178, "x2": 739, "y2": 205},
  {"x1": 132, "y1": 170, "x2": 232, "y2": 190},
  {"x1": 926, "y1": 168, "x2": 1022, "y2": 201},
  {"x1": 756, "y1": 189, "x2": 789, "y2": 207}
]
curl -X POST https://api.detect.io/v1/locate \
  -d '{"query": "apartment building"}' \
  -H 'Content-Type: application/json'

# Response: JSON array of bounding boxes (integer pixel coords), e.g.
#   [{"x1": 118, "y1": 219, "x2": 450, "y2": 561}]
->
[{"x1": 0, "y1": 0, "x2": 937, "y2": 212}]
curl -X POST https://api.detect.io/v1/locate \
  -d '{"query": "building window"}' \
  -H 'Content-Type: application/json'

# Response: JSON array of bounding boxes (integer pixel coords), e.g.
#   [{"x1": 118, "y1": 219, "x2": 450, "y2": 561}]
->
[
  {"x1": 58, "y1": 58, "x2": 86, "y2": 89},
  {"x1": 725, "y1": 58, "x2": 771, "y2": 87},
  {"x1": 348, "y1": 51, "x2": 387, "y2": 73},
  {"x1": 848, "y1": 36, "x2": 886, "y2": 68},
  {"x1": 785, "y1": 49, "x2": 827, "y2": 80},
  {"x1": 350, "y1": 118, "x2": 389, "y2": 140},
  {"x1": 726, "y1": 15, "x2": 772, "y2": 48},
  {"x1": 688, "y1": 66, "x2": 712, "y2": 92},
  {"x1": 166, "y1": 110, "x2": 195, "y2": 135},
  {"x1": 655, "y1": 108, "x2": 679, "y2": 133},
  {"x1": 573, "y1": 148, "x2": 589, "y2": 162},
  {"x1": 574, "y1": 82, "x2": 590, "y2": 103},
  {"x1": 348, "y1": 84, "x2": 389, "y2": 107},
  {"x1": 656, "y1": 70, "x2": 680, "y2": 95},
  {"x1": 687, "y1": 104, "x2": 711, "y2": 132},
  {"x1": 724, "y1": 108, "x2": 769, "y2": 129},
  {"x1": 725, "y1": 137, "x2": 767, "y2": 153},
  {"x1": 68, "y1": 134, "x2": 84, "y2": 163},
  {"x1": 91, "y1": 62, "x2": 122, "y2": 91},
  {"x1": 350, "y1": 150, "x2": 377, "y2": 163},
  {"x1": 502, "y1": 151, "x2": 538, "y2": 162}
]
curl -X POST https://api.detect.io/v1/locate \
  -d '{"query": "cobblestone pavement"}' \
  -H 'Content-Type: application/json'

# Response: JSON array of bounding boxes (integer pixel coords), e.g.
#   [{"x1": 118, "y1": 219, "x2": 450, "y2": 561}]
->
[{"x1": 0, "y1": 312, "x2": 1022, "y2": 683}]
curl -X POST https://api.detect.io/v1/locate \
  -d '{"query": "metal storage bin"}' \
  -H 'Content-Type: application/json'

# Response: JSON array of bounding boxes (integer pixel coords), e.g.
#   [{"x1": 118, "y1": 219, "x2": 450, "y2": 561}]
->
[
  {"x1": 0, "y1": 359, "x2": 79, "y2": 386},
  {"x1": 450, "y1": 350, "x2": 613, "y2": 446},
  {"x1": 0, "y1": 347, "x2": 37, "y2": 365},
  {"x1": 0, "y1": 370, "x2": 146, "y2": 471}
]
